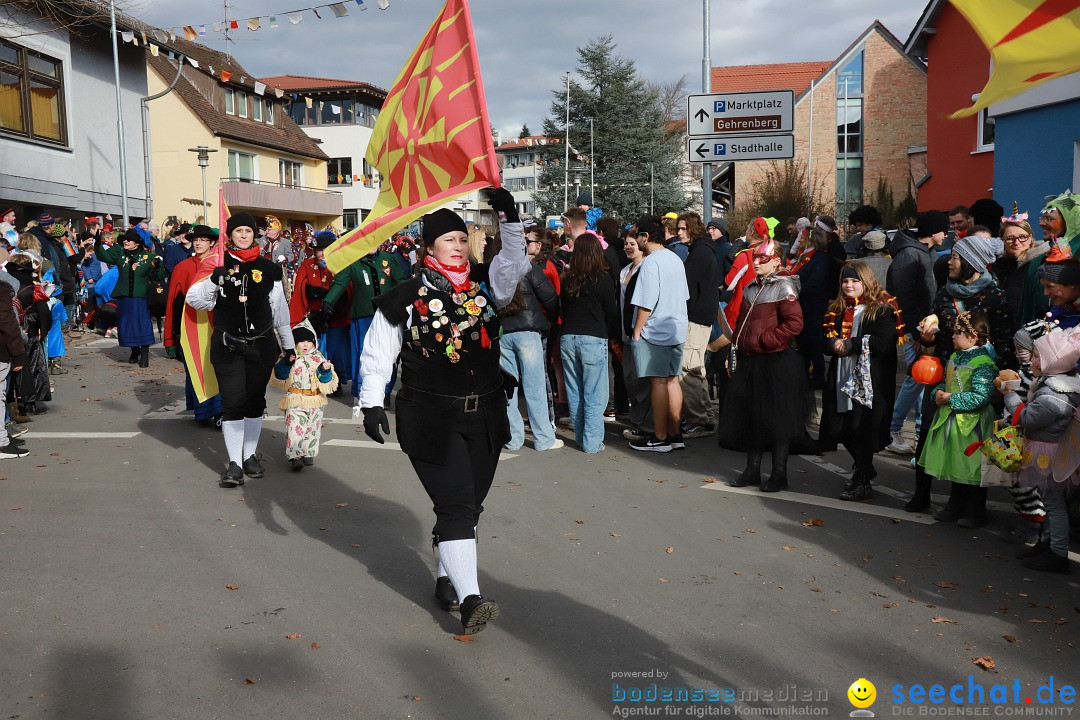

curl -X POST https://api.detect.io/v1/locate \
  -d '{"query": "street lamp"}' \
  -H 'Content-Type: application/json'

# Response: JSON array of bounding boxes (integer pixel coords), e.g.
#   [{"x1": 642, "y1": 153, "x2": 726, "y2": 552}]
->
[
  {"x1": 187, "y1": 146, "x2": 218, "y2": 223},
  {"x1": 456, "y1": 198, "x2": 470, "y2": 223}
]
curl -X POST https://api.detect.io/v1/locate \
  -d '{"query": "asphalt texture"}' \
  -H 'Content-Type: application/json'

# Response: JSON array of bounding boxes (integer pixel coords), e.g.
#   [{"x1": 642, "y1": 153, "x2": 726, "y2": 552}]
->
[{"x1": 1, "y1": 335, "x2": 1077, "y2": 719}]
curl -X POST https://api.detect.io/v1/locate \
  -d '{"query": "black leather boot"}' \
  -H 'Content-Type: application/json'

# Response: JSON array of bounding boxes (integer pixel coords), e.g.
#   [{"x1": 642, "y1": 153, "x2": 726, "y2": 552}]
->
[
  {"x1": 459, "y1": 594, "x2": 499, "y2": 634},
  {"x1": 138, "y1": 345, "x2": 149, "y2": 368},
  {"x1": 905, "y1": 476, "x2": 933, "y2": 513},
  {"x1": 933, "y1": 483, "x2": 965, "y2": 522},
  {"x1": 840, "y1": 475, "x2": 873, "y2": 501},
  {"x1": 728, "y1": 452, "x2": 762, "y2": 487},
  {"x1": 435, "y1": 576, "x2": 459, "y2": 612},
  {"x1": 128, "y1": 347, "x2": 139, "y2": 363},
  {"x1": 957, "y1": 486, "x2": 987, "y2": 528},
  {"x1": 761, "y1": 443, "x2": 789, "y2": 493}
]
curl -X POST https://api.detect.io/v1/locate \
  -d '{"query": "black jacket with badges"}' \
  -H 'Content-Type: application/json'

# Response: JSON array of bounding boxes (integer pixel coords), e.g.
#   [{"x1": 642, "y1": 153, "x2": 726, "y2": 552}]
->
[{"x1": 211, "y1": 256, "x2": 282, "y2": 337}]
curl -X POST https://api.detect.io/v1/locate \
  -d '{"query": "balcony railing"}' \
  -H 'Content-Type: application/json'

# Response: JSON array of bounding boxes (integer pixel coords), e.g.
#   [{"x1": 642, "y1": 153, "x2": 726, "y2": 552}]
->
[{"x1": 221, "y1": 177, "x2": 343, "y2": 217}]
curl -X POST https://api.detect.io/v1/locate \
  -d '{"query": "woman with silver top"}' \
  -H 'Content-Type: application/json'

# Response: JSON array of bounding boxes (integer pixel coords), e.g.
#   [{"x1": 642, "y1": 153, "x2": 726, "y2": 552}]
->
[
  {"x1": 357, "y1": 188, "x2": 529, "y2": 635},
  {"x1": 186, "y1": 212, "x2": 295, "y2": 486}
]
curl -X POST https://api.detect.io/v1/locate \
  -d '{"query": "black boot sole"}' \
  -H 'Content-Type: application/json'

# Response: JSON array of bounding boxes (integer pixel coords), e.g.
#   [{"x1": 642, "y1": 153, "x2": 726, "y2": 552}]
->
[{"x1": 461, "y1": 599, "x2": 499, "y2": 634}]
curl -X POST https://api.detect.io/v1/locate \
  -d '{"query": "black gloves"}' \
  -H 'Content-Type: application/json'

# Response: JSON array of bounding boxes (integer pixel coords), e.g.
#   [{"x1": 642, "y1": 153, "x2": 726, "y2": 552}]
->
[
  {"x1": 306, "y1": 285, "x2": 328, "y2": 301},
  {"x1": 485, "y1": 187, "x2": 519, "y2": 223},
  {"x1": 211, "y1": 266, "x2": 229, "y2": 284},
  {"x1": 362, "y1": 406, "x2": 390, "y2": 444}
]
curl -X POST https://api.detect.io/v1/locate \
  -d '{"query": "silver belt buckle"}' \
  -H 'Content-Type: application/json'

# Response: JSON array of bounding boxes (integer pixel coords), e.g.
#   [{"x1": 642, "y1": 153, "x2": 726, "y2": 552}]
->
[{"x1": 463, "y1": 394, "x2": 479, "y2": 412}]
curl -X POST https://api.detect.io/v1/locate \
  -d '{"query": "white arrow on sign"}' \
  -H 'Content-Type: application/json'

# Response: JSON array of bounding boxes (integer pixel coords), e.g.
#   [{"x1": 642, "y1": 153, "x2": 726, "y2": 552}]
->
[{"x1": 686, "y1": 134, "x2": 795, "y2": 163}]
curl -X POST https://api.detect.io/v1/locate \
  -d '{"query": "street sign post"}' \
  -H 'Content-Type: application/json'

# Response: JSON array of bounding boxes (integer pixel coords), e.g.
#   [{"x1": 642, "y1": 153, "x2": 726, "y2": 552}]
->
[
  {"x1": 686, "y1": 90, "x2": 794, "y2": 137},
  {"x1": 686, "y1": 134, "x2": 794, "y2": 163}
]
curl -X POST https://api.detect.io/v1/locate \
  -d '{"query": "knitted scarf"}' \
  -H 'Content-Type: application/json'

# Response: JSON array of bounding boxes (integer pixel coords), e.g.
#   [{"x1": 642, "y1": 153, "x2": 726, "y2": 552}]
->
[{"x1": 423, "y1": 254, "x2": 471, "y2": 292}]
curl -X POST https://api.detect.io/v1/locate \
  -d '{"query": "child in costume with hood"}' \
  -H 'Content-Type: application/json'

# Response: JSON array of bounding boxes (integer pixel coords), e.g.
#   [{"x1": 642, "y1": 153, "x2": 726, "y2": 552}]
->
[
  {"x1": 43, "y1": 271, "x2": 68, "y2": 375},
  {"x1": 270, "y1": 320, "x2": 338, "y2": 471},
  {"x1": 1001, "y1": 329, "x2": 1080, "y2": 574}
]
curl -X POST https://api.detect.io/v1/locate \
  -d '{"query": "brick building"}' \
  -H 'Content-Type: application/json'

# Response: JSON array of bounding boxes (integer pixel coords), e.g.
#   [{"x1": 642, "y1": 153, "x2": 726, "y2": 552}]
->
[{"x1": 715, "y1": 21, "x2": 926, "y2": 225}]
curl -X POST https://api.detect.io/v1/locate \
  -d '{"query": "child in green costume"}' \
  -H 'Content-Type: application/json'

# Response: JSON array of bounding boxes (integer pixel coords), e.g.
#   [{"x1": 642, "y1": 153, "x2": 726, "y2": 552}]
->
[{"x1": 919, "y1": 311, "x2": 997, "y2": 526}]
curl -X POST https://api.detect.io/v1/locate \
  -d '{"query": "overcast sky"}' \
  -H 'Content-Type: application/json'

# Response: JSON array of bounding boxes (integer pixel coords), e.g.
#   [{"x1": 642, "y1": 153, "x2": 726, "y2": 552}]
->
[{"x1": 134, "y1": 0, "x2": 927, "y2": 138}]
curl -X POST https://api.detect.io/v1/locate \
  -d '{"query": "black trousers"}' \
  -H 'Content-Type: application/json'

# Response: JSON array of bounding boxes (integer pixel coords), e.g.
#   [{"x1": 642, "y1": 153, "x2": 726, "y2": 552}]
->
[
  {"x1": 409, "y1": 414, "x2": 501, "y2": 543},
  {"x1": 210, "y1": 332, "x2": 278, "y2": 421}
]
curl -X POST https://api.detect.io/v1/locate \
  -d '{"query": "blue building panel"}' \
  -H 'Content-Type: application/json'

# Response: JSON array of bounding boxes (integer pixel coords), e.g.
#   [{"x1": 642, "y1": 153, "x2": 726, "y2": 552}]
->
[{"x1": 994, "y1": 99, "x2": 1080, "y2": 221}]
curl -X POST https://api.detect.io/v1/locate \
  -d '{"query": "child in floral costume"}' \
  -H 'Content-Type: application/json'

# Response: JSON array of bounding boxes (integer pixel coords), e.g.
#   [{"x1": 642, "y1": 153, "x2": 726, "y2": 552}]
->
[{"x1": 270, "y1": 322, "x2": 339, "y2": 470}]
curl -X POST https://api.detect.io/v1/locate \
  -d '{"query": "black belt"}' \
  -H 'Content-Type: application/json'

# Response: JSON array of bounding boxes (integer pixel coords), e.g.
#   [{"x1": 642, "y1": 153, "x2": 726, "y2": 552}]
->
[
  {"x1": 401, "y1": 384, "x2": 504, "y2": 413},
  {"x1": 215, "y1": 329, "x2": 269, "y2": 347}
]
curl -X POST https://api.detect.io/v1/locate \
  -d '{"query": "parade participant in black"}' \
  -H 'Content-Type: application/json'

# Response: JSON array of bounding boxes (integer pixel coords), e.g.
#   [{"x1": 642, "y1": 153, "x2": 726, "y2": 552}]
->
[
  {"x1": 186, "y1": 212, "x2": 294, "y2": 486},
  {"x1": 358, "y1": 188, "x2": 529, "y2": 634},
  {"x1": 95, "y1": 228, "x2": 162, "y2": 367}
]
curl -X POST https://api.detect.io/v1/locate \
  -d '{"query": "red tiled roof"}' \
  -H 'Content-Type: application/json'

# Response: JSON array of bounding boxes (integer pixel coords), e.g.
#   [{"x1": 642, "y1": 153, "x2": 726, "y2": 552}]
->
[
  {"x1": 495, "y1": 136, "x2": 559, "y2": 151},
  {"x1": 147, "y1": 54, "x2": 328, "y2": 161},
  {"x1": 711, "y1": 60, "x2": 833, "y2": 98},
  {"x1": 260, "y1": 74, "x2": 387, "y2": 97}
]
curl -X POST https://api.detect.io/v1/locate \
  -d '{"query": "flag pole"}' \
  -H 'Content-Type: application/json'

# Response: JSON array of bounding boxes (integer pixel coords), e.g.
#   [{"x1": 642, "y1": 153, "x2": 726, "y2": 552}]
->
[{"x1": 564, "y1": 71, "x2": 570, "y2": 212}]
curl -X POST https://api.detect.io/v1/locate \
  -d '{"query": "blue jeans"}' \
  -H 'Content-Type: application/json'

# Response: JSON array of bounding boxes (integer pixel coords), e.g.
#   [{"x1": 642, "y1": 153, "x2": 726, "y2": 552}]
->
[
  {"x1": 890, "y1": 334, "x2": 924, "y2": 434},
  {"x1": 560, "y1": 334, "x2": 609, "y2": 453},
  {"x1": 500, "y1": 331, "x2": 558, "y2": 450}
]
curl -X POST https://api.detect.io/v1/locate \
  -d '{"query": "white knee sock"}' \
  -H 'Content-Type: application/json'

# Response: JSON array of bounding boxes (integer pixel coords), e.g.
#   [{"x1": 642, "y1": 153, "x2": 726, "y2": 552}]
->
[
  {"x1": 438, "y1": 539, "x2": 480, "y2": 599},
  {"x1": 243, "y1": 416, "x2": 262, "y2": 459},
  {"x1": 436, "y1": 552, "x2": 448, "y2": 578},
  {"x1": 222, "y1": 420, "x2": 244, "y2": 466}
]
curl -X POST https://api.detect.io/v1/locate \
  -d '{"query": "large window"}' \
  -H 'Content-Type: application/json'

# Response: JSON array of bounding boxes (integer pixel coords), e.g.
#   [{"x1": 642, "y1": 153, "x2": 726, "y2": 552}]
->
[
  {"x1": 342, "y1": 209, "x2": 359, "y2": 230},
  {"x1": 977, "y1": 108, "x2": 995, "y2": 150},
  {"x1": 328, "y1": 157, "x2": 352, "y2": 186},
  {"x1": 288, "y1": 96, "x2": 381, "y2": 127},
  {"x1": 228, "y1": 149, "x2": 255, "y2": 181},
  {"x1": 0, "y1": 39, "x2": 66, "y2": 144},
  {"x1": 835, "y1": 49, "x2": 864, "y2": 220},
  {"x1": 279, "y1": 159, "x2": 301, "y2": 188}
]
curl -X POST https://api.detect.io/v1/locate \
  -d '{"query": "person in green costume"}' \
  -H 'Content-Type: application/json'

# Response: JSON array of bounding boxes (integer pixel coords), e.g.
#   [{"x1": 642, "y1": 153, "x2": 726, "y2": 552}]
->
[
  {"x1": 918, "y1": 311, "x2": 997, "y2": 527},
  {"x1": 1028, "y1": 191, "x2": 1080, "y2": 319}
]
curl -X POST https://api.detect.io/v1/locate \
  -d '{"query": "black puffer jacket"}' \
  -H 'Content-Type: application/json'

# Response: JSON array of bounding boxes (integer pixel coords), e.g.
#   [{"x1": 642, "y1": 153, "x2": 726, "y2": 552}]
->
[
  {"x1": 500, "y1": 263, "x2": 559, "y2": 335},
  {"x1": 685, "y1": 236, "x2": 720, "y2": 326},
  {"x1": 885, "y1": 228, "x2": 936, "y2": 326}
]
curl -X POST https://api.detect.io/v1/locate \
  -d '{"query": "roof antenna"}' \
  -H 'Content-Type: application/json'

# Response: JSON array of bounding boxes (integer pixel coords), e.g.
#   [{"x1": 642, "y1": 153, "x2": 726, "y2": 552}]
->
[{"x1": 223, "y1": 0, "x2": 233, "y2": 59}]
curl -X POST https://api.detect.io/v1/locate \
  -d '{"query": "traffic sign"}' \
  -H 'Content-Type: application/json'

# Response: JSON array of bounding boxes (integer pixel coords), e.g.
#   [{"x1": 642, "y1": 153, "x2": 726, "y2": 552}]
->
[
  {"x1": 686, "y1": 90, "x2": 794, "y2": 137},
  {"x1": 687, "y1": 134, "x2": 794, "y2": 163}
]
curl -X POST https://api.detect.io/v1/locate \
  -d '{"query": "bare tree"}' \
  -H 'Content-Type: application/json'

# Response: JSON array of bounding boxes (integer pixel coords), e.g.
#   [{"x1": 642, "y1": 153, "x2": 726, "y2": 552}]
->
[
  {"x1": 647, "y1": 75, "x2": 689, "y2": 125},
  {"x1": 0, "y1": 0, "x2": 149, "y2": 40}
]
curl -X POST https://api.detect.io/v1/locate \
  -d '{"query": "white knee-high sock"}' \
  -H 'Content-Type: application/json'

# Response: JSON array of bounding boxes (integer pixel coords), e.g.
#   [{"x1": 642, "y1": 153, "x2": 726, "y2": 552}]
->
[
  {"x1": 438, "y1": 539, "x2": 480, "y2": 599},
  {"x1": 436, "y1": 552, "x2": 448, "y2": 578},
  {"x1": 222, "y1": 420, "x2": 244, "y2": 465},
  {"x1": 243, "y1": 417, "x2": 262, "y2": 459}
]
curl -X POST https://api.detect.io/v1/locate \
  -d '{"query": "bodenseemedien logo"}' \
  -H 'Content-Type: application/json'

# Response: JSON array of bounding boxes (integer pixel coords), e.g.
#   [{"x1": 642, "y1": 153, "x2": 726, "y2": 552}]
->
[{"x1": 848, "y1": 678, "x2": 877, "y2": 717}]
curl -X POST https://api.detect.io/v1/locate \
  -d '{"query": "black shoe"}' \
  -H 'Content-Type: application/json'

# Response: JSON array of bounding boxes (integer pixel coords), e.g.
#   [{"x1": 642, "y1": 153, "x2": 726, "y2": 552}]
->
[
  {"x1": 128, "y1": 348, "x2": 139, "y2": 363},
  {"x1": 1016, "y1": 538, "x2": 1049, "y2": 559},
  {"x1": 668, "y1": 434, "x2": 685, "y2": 450},
  {"x1": 839, "y1": 480, "x2": 872, "y2": 502},
  {"x1": 760, "y1": 469, "x2": 788, "y2": 493},
  {"x1": 459, "y1": 594, "x2": 499, "y2": 634},
  {"x1": 220, "y1": 462, "x2": 245, "y2": 488},
  {"x1": 1022, "y1": 549, "x2": 1071, "y2": 574},
  {"x1": 435, "y1": 576, "x2": 459, "y2": 612},
  {"x1": 904, "y1": 491, "x2": 931, "y2": 513},
  {"x1": 0, "y1": 444, "x2": 28, "y2": 459},
  {"x1": 138, "y1": 346, "x2": 149, "y2": 368},
  {"x1": 242, "y1": 455, "x2": 265, "y2": 478},
  {"x1": 628, "y1": 434, "x2": 673, "y2": 453},
  {"x1": 728, "y1": 460, "x2": 761, "y2": 487},
  {"x1": 956, "y1": 514, "x2": 987, "y2": 529},
  {"x1": 933, "y1": 507, "x2": 961, "y2": 522},
  {"x1": 302, "y1": 457, "x2": 314, "y2": 466},
  {"x1": 290, "y1": 458, "x2": 304, "y2": 472},
  {"x1": 27, "y1": 402, "x2": 48, "y2": 415}
]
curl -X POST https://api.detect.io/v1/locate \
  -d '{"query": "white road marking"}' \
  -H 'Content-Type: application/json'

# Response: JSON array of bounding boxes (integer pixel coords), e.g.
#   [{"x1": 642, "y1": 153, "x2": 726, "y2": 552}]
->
[
  {"x1": 702, "y1": 482, "x2": 937, "y2": 524},
  {"x1": 321, "y1": 438, "x2": 518, "y2": 460},
  {"x1": 19, "y1": 431, "x2": 142, "y2": 439}
]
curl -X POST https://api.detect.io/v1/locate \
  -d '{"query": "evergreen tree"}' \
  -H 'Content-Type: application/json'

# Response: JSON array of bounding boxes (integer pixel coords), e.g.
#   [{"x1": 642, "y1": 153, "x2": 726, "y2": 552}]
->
[
  {"x1": 519, "y1": 124, "x2": 531, "y2": 139},
  {"x1": 534, "y1": 36, "x2": 687, "y2": 222}
]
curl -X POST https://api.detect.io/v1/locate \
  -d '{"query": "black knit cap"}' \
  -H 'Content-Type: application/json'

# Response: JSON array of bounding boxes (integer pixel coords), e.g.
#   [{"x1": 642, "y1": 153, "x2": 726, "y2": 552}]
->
[
  {"x1": 421, "y1": 208, "x2": 467, "y2": 246},
  {"x1": 1040, "y1": 258, "x2": 1080, "y2": 286},
  {"x1": 916, "y1": 210, "x2": 949, "y2": 237},
  {"x1": 292, "y1": 324, "x2": 317, "y2": 346},
  {"x1": 226, "y1": 212, "x2": 258, "y2": 237}
]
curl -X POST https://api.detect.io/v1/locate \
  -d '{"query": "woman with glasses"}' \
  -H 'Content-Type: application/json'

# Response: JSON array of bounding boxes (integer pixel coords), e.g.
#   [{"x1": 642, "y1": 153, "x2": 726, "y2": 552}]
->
[{"x1": 990, "y1": 213, "x2": 1049, "y2": 325}]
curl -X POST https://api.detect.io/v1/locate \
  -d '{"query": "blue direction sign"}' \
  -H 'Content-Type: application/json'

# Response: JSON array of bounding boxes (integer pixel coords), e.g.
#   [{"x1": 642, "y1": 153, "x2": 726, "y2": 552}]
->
[{"x1": 687, "y1": 134, "x2": 794, "y2": 163}]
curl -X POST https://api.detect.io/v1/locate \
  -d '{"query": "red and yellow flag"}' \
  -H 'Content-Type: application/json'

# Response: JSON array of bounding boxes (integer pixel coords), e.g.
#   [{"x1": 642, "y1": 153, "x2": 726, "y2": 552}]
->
[
  {"x1": 180, "y1": 187, "x2": 228, "y2": 402},
  {"x1": 324, "y1": 0, "x2": 499, "y2": 273},
  {"x1": 950, "y1": 0, "x2": 1080, "y2": 117}
]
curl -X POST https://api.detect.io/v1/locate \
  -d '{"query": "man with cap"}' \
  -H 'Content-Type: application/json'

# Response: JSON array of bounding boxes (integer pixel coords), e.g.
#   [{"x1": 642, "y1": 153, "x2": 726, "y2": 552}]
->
[
  {"x1": 186, "y1": 211, "x2": 295, "y2": 486},
  {"x1": 860, "y1": 229, "x2": 891, "y2": 286},
  {"x1": 884, "y1": 210, "x2": 948, "y2": 458},
  {"x1": 321, "y1": 232, "x2": 406, "y2": 410},
  {"x1": 355, "y1": 188, "x2": 529, "y2": 635},
  {"x1": 910, "y1": 232, "x2": 1016, "y2": 518}
]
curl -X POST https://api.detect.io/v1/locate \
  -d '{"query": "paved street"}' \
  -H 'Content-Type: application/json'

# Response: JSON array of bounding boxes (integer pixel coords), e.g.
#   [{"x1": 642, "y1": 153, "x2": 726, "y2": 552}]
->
[{"x1": 2, "y1": 336, "x2": 1076, "y2": 719}]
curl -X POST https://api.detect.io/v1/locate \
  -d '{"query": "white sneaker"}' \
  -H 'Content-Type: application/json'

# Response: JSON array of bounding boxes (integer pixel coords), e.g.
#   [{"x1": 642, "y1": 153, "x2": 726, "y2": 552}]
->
[
  {"x1": 537, "y1": 439, "x2": 564, "y2": 451},
  {"x1": 886, "y1": 430, "x2": 914, "y2": 455}
]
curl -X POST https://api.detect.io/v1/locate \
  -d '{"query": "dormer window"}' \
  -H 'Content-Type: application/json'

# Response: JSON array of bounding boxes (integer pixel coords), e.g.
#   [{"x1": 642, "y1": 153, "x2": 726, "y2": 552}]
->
[
  {"x1": 253, "y1": 97, "x2": 262, "y2": 122},
  {"x1": 237, "y1": 90, "x2": 247, "y2": 119},
  {"x1": 224, "y1": 87, "x2": 234, "y2": 114}
]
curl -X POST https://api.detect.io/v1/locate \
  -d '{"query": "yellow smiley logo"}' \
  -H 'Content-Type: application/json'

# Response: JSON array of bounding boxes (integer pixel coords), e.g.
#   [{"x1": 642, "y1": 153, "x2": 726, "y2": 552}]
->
[{"x1": 847, "y1": 678, "x2": 876, "y2": 709}]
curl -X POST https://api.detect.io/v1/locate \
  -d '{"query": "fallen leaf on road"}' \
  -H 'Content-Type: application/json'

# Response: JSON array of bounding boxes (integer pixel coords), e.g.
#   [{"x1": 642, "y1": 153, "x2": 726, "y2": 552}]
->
[
  {"x1": 777, "y1": 585, "x2": 784, "y2": 590},
  {"x1": 933, "y1": 580, "x2": 959, "y2": 590},
  {"x1": 810, "y1": 587, "x2": 822, "y2": 592},
  {"x1": 244, "y1": 677, "x2": 256, "y2": 685},
  {"x1": 782, "y1": 545, "x2": 796, "y2": 551},
  {"x1": 678, "y1": 483, "x2": 689, "y2": 488},
  {"x1": 575, "y1": 519, "x2": 584, "y2": 524},
  {"x1": 998, "y1": 607, "x2": 1009, "y2": 614},
  {"x1": 609, "y1": 533, "x2": 621, "y2": 537},
  {"x1": 1027, "y1": 619, "x2": 1046, "y2": 624},
  {"x1": 350, "y1": 544, "x2": 360, "y2": 548},
  {"x1": 972, "y1": 656, "x2": 995, "y2": 671},
  {"x1": 659, "y1": 578, "x2": 668, "y2": 583},
  {"x1": 311, "y1": 642, "x2": 320, "y2": 649},
  {"x1": 50, "y1": 453, "x2": 60, "y2": 457},
  {"x1": 746, "y1": 529, "x2": 756, "y2": 534},
  {"x1": 1056, "y1": 619, "x2": 1068, "y2": 625},
  {"x1": 9, "y1": 507, "x2": 21, "y2": 511},
  {"x1": 701, "y1": 477, "x2": 719, "y2": 483},
  {"x1": 802, "y1": 519, "x2": 824, "y2": 527},
  {"x1": 335, "y1": 503, "x2": 349, "y2": 508},
  {"x1": 451, "y1": 634, "x2": 474, "y2": 643},
  {"x1": 665, "y1": 546, "x2": 674, "y2": 554},
  {"x1": 285, "y1": 633, "x2": 302, "y2": 639},
  {"x1": 1003, "y1": 635, "x2": 1017, "y2": 643},
  {"x1": 891, "y1": 518, "x2": 901, "y2": 524},
  {"x1": 733, "y1": 571, "x2": 742, "y2": 575},
  {"x1": 225, "y1": 584, "x2": 239, "y2": 590},
  {"x1": 932, "y1": 617, "x2": 957, "y2": 624},
  {"x1": 883, "y1": 603, "x2": 900, "y2": 608}
]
